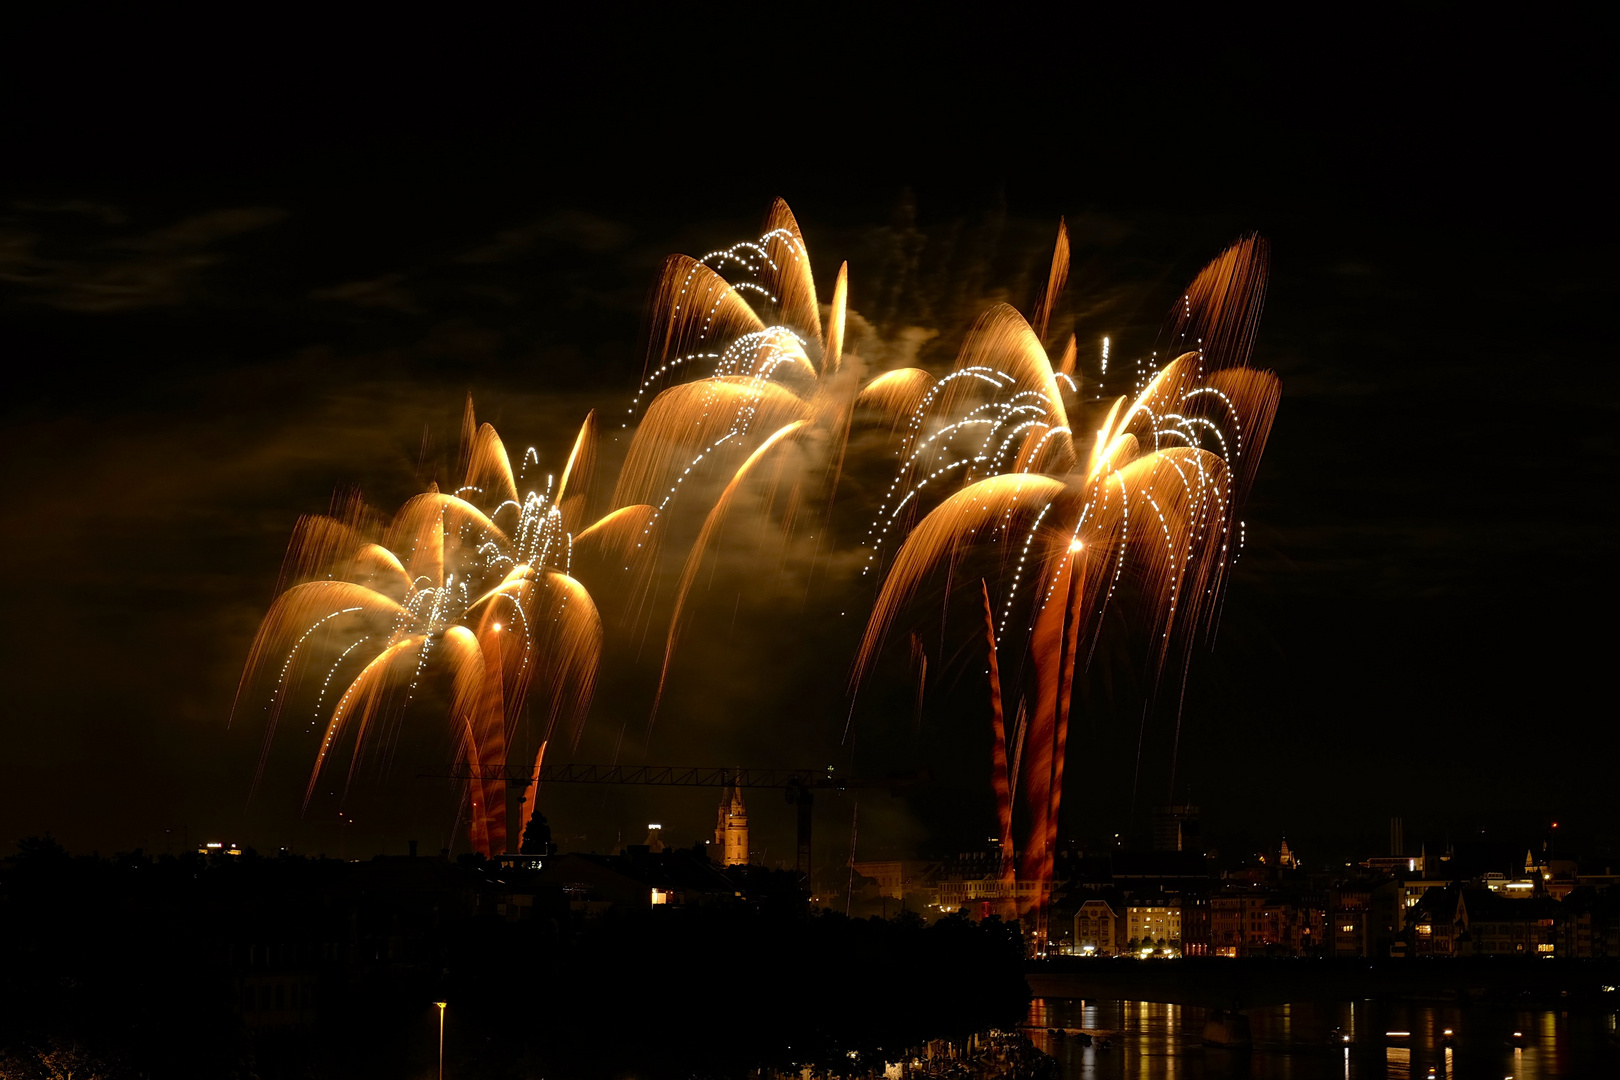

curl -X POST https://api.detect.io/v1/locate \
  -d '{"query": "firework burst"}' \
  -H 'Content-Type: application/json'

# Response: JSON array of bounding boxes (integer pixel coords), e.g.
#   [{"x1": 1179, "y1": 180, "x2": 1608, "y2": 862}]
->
[
  {"x1": 233, "y1": 400, "x2": 654, "y2": 852},
  {"x1": 237, "y1": 200, "x2": 1279, "y2": 880},
  {"x1": 852, "y1": 228, "x2": 1279, "y2": 944}
]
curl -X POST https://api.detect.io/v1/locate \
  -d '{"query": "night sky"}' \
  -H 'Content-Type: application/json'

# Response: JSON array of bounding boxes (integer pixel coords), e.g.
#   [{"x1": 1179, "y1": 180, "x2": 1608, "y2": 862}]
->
[{"x1": 1, "y1": 14, "x2": 1612, "y2": 871}]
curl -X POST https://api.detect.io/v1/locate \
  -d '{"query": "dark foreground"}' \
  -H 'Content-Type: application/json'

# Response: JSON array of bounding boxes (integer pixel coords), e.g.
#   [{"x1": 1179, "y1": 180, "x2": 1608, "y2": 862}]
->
[{"x1": 0, "y1": 843, "x2": 1029, "y2": 1079}]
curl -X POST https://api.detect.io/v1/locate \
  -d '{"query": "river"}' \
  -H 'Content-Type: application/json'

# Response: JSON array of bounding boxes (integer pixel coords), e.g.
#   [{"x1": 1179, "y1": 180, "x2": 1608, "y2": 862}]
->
[{"x1": 1024, "y1": 997, "x2": 1620, "y2": 1078}]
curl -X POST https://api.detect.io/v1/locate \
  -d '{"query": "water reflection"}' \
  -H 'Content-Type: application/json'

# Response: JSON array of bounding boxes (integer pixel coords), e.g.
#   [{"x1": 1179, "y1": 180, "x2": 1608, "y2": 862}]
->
[{"x1": 1024, "y1": 997, "x2": 1619, "y2": 1078}]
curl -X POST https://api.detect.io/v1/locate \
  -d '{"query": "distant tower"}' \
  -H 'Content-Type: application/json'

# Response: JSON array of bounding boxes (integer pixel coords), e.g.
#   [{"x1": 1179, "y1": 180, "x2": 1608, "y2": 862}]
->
[
  {"x1": 1152, "y1": 805, "x2": 1200, "y2": 853},
  {"x1": 715, "y1": 785, "x2": 748, "y2": 866},
  {"x1": 1390, "y1": 816, "x2": 1405, "y2": 858},
  {"x1": 519, "y1": 810, "x2": 555, "y2": 859}
]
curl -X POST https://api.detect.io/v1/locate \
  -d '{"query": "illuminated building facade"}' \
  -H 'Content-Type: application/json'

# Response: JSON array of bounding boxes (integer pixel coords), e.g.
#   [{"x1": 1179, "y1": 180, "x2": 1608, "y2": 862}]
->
[
  {"x1": 1073, "y1": 899, "x2": 1119, "y2": 955},
  {"x1": 714, "y1": 785, "x2": 748, "y2": 866},
  {"x1": 933, "y1": 875, "x2": 1045, "y2": 914},
  {"x1": 1125, "y1": 903, "x2": 1181, "y2": 951}
]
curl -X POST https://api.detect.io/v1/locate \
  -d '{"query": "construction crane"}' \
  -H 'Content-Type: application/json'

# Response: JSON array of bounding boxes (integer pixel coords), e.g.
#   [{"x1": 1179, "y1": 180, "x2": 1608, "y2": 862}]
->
[{"x1": 424, "y1": 763, "x2": 928, "y2": 880}]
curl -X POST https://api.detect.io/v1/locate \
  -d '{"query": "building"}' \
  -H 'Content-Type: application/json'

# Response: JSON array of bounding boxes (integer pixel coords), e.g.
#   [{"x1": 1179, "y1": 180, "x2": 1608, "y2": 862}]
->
[
  {"x1": 1558, "y1": 887, "x2": 1620, "y2": 958},
  {"x1": 1179, "y1": 892, "x2": 1212, "y2": 956},
  {"x1": 1073, "y1": 899, "x2": 1120, "y2": 955},
  {"x1": 934, "y1": 875, "x2": 1045, "y2": 915},
  {"x1": 1108, "y1": 851, "x2": 1209, "y2": 891},
  {"x1": 714, "y1": 785, "x2": 748, "y2": 866},
  {"x1": 923, "y1": 851, "x2": 1035, "y2": 918},
  {"x1": 1456, "y1": 888, "x2": 1559, "y2": 956},
  {"x1": 1124, "y1": 901, "x2": 1181, "y2": 952},
  {"x1": 1482, "y1": 871, "x2": 1540, "y2": 897},
  {"x1": 1330, "y1": 878, "x2": 1402, "y2": 958},
  {"x1": 1399, "y1": 878, "x2": 1452, "y2": 916},
  {"x1": 851, "y1": 860, "x2": 937, "y2": 905},
  {"x1": 1408, "y1": 885, "x2": 1460, "y2": 956},
  {"x1": 1256, "y1": 894, "x2": 1325, "y2": 956},
  {"x1": 1363, "y1": 855, "x2": 1424, "y2": 876},
  {"x1": 1208, "y1": 890, "x2": 1325, "y2": 957},
  {"x1": 1210, "y1": 894, "x2": 1248, "y2": 956}
]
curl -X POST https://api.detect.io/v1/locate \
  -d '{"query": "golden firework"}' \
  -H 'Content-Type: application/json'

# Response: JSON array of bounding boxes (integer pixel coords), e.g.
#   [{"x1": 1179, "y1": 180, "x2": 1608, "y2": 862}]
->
[{"x1": 234, "y1": 401, "x2": 652, "y2": 853}]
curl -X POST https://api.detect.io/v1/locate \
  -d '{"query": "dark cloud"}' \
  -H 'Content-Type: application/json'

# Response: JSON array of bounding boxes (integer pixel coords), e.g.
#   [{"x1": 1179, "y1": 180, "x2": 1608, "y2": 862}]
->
[
  {"x1": 310, "y1": 273, "x2": 418, "y2": 313},
  {"x1": 459, "y1": 210, "x2": 635, "y2": 263},
  {"x1": 0, "y1": 205, "x2": 284, "y2": 312}
]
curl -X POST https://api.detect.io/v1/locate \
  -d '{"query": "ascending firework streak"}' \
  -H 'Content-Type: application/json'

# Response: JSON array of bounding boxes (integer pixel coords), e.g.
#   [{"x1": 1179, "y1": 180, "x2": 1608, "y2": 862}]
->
[
  {"x1": 233, "y1": 400, "x2": 657, "y2": 853},
  {"x1": 853, "y1": 227, "x2": 1279, "y2": 943}
]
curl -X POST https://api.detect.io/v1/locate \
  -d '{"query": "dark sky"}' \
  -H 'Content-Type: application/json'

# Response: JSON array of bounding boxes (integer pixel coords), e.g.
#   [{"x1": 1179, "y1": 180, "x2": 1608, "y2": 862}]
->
[{"x1": 1, "y1": 14, "x2": 1613, "y2": 870}]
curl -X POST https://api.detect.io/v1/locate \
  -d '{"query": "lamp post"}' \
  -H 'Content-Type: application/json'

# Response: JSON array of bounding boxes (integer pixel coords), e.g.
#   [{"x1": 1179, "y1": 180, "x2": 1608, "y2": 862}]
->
[{"x1": 433, "y1": 1001, "x2": 447, "y2": 1080}]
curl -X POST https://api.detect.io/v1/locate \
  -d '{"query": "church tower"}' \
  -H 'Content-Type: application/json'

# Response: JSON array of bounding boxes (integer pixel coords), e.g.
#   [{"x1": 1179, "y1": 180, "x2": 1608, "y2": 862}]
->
[{"x1": 714, "y1": 785, "x2": 748, "y2": 866}]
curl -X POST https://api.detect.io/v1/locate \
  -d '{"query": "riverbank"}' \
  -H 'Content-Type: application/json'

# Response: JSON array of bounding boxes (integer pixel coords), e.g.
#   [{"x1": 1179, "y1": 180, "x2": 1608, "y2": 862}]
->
[
  {"x1": 753, "y1": 1031, "x2": 1057, "y2": 1080},
  {"x1": 1028, "y1": 956, "x2": 1620, "y2": 1010}
]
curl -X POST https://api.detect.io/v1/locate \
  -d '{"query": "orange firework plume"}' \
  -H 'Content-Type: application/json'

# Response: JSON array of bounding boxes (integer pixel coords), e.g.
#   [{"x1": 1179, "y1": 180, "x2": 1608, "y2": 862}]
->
[
  {"x1": 601, "y1": 199, "x2": 947, "y2": 748},
  {"x1": 853, "y1": 233, "x2": 1280, "y2": 943},
  {"x1": 614, "y1": 199, "x2": 850, "y2": 519},
  {"x1": 234, "y1": 402, "x2": 646, "y2": 854}
]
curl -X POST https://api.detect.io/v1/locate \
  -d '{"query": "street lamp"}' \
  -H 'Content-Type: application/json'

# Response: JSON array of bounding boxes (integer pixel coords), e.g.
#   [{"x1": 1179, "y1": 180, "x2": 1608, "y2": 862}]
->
[{"x1": 433, "y1": 1001, "x2": 447, "y2": 1080}]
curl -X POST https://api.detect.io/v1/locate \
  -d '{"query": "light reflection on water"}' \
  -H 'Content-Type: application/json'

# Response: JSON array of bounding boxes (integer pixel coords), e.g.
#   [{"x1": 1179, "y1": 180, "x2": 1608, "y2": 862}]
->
[{"x1": 1024, "y1": 997, "x2": 1620, "y2": 1078}]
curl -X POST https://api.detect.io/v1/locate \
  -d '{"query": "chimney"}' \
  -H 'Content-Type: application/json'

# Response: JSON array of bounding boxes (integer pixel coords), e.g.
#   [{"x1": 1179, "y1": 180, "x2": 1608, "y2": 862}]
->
[
  {"x1": 409, "y1": 839, "x2": 419, "y2": 858},
  {"x1": 1389, "y1": 817, "x2": 1404, "y2": 858}
]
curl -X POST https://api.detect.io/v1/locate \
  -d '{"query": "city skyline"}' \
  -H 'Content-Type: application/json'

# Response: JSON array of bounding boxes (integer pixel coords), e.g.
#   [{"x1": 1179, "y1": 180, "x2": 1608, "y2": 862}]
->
[{"x1": 2, "y1": 13, "x2": 1615, "y2": 1079}]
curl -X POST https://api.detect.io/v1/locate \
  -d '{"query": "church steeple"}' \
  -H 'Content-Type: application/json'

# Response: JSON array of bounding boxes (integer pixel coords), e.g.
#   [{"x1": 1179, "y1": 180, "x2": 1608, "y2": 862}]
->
[{"x1": 714, "y1": 784, "x2": 748, "y2": 866}]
